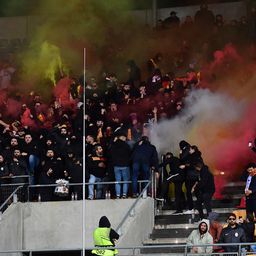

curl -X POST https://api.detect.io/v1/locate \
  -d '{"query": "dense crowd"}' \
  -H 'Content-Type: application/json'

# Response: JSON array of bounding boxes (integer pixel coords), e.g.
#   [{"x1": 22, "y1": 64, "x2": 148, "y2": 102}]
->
[
  {"x1": 0, "y1": 2, "x2": 254, "y2": 222},
  {"x1": 0, "y1": 3, "x2": 255, "y2": 255}
]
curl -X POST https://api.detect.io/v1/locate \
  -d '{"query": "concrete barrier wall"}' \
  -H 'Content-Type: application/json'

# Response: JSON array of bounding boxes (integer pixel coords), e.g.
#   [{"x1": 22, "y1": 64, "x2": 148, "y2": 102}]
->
[
  {"x1": 0, "y1": 198, "x2": 154, "y2": 254},
  {"x1": 0, "y1": 204, "x2": 22, "y2": 256}
]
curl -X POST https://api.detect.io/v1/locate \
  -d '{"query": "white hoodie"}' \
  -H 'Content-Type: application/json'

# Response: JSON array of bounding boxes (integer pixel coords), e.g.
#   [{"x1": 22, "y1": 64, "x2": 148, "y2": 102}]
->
[{"x1": 187, "y1": 219, "x2": 213, "y2": 254}]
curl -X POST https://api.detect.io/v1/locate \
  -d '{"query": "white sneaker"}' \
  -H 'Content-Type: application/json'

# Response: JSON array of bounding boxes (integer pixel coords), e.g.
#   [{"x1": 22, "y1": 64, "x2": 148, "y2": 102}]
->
[
  {"x1": 155, "y1": 197, "x2": 165, "y2": 202},
  {"x1": 183, "y1": 209, "x2": 194, "y2": 214}
]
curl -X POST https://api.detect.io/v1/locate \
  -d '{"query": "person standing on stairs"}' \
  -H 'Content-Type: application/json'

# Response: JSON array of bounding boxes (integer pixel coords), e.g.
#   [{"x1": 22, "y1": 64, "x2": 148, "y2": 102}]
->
[
  {"x1": 156, "y1": 152, "x2": 185, "y2": 214},
  {"x1": 179, "y1": 141, "x2": 203, "y2": 214},
  {"x1": 244, "y1": 163, "x2": 256, "y2": 218},
  {"x1": 191, "y1": 161, "x2": 215, "y2": 220}
]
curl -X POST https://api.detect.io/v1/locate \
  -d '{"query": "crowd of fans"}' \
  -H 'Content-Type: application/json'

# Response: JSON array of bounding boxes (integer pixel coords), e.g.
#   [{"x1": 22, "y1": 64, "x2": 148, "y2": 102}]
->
[{"x1": 0, "y1": 5, "x2": 256, "y2": 252}]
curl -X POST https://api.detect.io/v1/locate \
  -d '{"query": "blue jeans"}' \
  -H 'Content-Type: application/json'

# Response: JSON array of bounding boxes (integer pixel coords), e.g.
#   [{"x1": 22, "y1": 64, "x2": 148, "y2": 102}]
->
[
  {"x1": 114, "y1": 166, "x2": 130, "y2": 197},
  {"x1": 251, "y1": 245, "x2": 256, "y2": 252},
  {"x1": 88, "y1": 175, "x2": 103, "y2": 199},
  {"x1": 132, "y1": 162, "x2": 150, "y2": 194},
  {"x1": 28, "y1": 155, "x2": 40, "y2": 185}
]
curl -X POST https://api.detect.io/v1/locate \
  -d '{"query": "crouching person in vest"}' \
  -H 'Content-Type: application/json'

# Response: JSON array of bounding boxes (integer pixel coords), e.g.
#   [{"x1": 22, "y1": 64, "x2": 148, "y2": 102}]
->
[{"x1": 92, "y1": 216, "x2": 120, "y2": 256}]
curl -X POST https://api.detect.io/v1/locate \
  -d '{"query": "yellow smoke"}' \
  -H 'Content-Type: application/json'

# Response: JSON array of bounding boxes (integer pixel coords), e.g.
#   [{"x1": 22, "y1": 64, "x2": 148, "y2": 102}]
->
[{"x1": 40, "y1": 41, "x2": 66, "y2": 85}]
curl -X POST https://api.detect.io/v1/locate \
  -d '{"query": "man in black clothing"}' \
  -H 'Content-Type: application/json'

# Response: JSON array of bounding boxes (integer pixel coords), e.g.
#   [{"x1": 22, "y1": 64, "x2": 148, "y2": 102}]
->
[
  {"x1": 157, "y1": 152, "x2": 184, "y2": 214},
  {"x1": 9, "y1": 148, "x2": 28, "y2": 184},
  {"x1": 21, "y1": 133, "x2": 40, "y2": 185},
  {"x1": 87, "y1": 145, "x2": 108, "y2": 200},
  {"x1": 163, "y1": 11, "x2": 180, "y2": 29},
  {"x1": 38, "y1": 149, "x2": 63, "y2": 201},
  {"x1": 3, "y1": 137, "x2": 20, "y2": 163},
  {"x1": 192, "y1": 162, "x2": 215, "y2": 219},
  {"x1": 109, "y1": 132, "x2": 131, "y2": 199},
  {"x1": 131, "y1": 136, "x2": 158, "y2": 197},
  {"x1": 179, "y1": 140, "x2": 197, "y2": 213},
  {"x1": 244, "y1": 163, "x2": 256, "y2": 218},
  {"x1": 64, "y1": 151, "x2": 84, "y2": 200}
]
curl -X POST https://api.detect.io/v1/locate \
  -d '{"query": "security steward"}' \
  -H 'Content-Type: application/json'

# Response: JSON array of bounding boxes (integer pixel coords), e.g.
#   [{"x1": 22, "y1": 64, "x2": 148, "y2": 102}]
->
[{"x1": 92, "y1": 216, "x2": 119, "y2": 256}]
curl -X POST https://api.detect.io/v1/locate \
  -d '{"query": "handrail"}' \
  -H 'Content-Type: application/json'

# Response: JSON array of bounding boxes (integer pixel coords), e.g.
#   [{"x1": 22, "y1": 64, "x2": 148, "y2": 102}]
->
[
  {"x1": 0, "y1": 242, "x2": 255, "y2": 254},
  {"x1": 0, "y1": 185, "x2": 23, "y2": 212},
  {"x1": 116, "y1": 179, "x2": 151, "y2": 234},
  {"x1": 1, "y1": 182, "x2": 28, "y2": 187},
  {"x1": 27, "y1": 180, "x2": 149, "y2": 187},
  {"x1": 0, "y1": 175, "x2": 30, "y2": 179}
]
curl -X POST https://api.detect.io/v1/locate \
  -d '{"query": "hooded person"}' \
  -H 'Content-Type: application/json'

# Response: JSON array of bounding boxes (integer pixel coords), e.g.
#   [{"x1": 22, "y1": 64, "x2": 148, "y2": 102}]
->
[
  {"x1": 187, "y1": 219, "x2": 213, "y2": 255},
  {"x1": 92, "y1": 216, "x2": 120, "y2": 256}
]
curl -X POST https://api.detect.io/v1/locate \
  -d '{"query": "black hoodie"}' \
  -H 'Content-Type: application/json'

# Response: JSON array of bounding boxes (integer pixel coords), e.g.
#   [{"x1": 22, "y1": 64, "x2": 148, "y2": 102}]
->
[
  {"x1": 98, "y1": 216, "x2": 119, "y2": 245},
  {"x1": 109, "y1": 139, "x2": 131, "y2": 167}
]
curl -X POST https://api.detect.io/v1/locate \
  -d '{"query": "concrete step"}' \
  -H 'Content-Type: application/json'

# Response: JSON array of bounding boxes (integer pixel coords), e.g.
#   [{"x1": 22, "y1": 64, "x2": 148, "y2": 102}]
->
[
  {"x1": 156, "y1": 207, "x2": 235, "y2": 216},
  {"x1": 140, "y1": 247, "x2": 185, "y2": 254},
  {"x1": 150, "y1": 227, "x2": 194, "y2": 239},
  {"x1": 141, "y1": 239, "x2": 187, "y2": 254},
  {"x1": 222, "y1": 182, "x2": 245, "y2": 195},
  {"x1": 143, "y1": 237, "x2": 187, "y2": 245},
  {"x1": 160, "y1": 197, "x2": 242, "y2": 210},
  {"x1": 155, "y1": 211, "x2": 230, "y2": 225}
]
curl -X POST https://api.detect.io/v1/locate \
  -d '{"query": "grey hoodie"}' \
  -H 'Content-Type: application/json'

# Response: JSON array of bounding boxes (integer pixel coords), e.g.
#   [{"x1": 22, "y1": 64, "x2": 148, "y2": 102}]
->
[{"x1": 187, "y1": 219, "x2": 213, "y2": 254}]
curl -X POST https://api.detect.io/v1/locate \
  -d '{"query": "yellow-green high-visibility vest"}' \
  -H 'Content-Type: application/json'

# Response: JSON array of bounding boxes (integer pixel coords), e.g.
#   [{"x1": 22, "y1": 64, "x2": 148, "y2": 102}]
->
[{"x1": 92, "y1": 227, "x2": 118, "y2": 256}]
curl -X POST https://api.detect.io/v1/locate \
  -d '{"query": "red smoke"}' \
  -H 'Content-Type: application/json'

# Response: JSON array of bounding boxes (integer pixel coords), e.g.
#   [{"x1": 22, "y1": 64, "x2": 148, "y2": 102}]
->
[
  {"x1": 5, "y1": 99, "x2": 22, "y2": 119},
  {"x1": 213, "y1": 103, "x2": 256, "y2": 179},
  {"x1": 53, "y1": 76, "x2": 77, "y2": 109}
]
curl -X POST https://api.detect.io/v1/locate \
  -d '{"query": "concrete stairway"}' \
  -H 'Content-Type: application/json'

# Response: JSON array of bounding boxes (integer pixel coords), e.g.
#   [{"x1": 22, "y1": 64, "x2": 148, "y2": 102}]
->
[{"x1": 141, "y1": 182, "x2": 245, "y2": 254}]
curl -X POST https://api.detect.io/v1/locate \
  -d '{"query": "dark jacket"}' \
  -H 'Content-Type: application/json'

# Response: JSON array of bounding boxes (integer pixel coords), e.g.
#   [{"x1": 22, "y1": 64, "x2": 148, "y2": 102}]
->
[
  {"x1": 98, "y1": 216, "x2": 119, "y2": 245},
  {"x1": 160, "y1": 155, "x2": 184, "y2": 182},
  {"x1": 22, "y1": 141, "x2": 40, "y2": 157},
  {"x1": 246, "y1": 175, "x2": 256, "y2": 199},
  {"x1": 39, "y1": 157, "x2": 63, "y2": 184},
  {"x1": 8, "y1": 157, "x2": 28, "y2": 183},
  {"x1": 219, "y1": 224, "x2": 246, "y2": 252},
  {"x1": 88, "y1": 155, "x2": 107, "y2": 178},
  {"x1": 109, "y1": 139, "x2": 131, "y2": 167},
  {"x1": 0, "y1": 162, "x2": 10, "y2": 184},
  {"x1": 242, "y1": 221, "x2": 255, "y2": 242},
  {"x1": 197, "y1": 165, "x2": 215, "y2": 194},
  {"x1": 132, "y1": 140, "x2": 158, "y2": 168},
  {"x1": 65, "y1": 158, "x2": 83, "y2": 183},
  {"x1": 0, "y1": 162, "x2": 9, "y2": 178}
]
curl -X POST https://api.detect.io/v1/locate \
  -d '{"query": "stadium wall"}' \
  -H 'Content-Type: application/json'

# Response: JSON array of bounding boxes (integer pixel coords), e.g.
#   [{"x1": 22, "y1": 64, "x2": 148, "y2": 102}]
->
[{"x1": 0, "y1": 198, "x2": 154, "y2": 255}]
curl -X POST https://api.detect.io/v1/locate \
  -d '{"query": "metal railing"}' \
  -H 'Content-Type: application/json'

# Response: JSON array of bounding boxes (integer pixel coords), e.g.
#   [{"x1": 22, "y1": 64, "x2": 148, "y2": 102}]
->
[
  {"x1": 116, "y1": 179, "x2": 152, "y2": 235},
  {"x1": 0, "y1": 243, "x2": 255, "y2": 256},
  {"x1": 0, "y1": 185, "x2": 23, "y2": 213}
]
